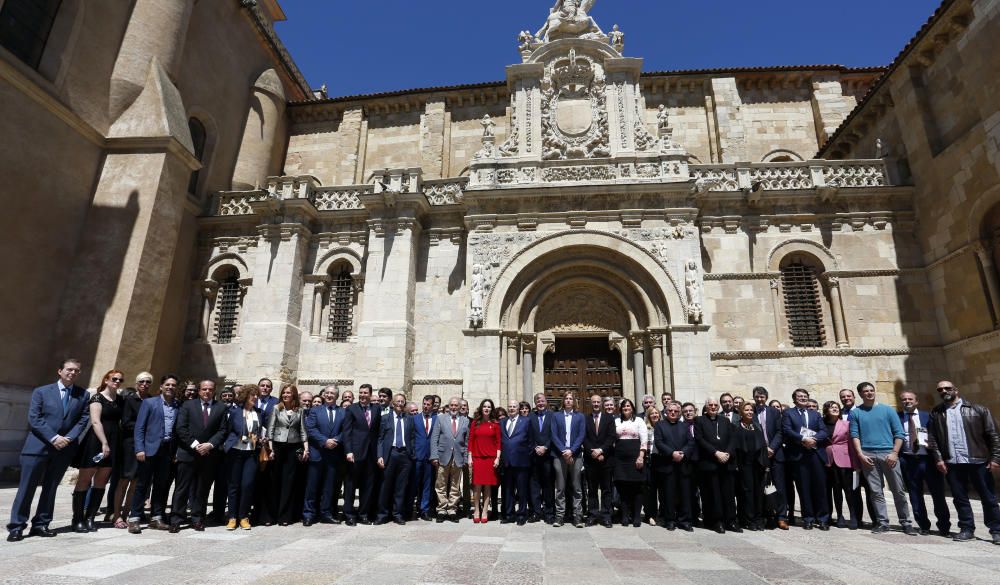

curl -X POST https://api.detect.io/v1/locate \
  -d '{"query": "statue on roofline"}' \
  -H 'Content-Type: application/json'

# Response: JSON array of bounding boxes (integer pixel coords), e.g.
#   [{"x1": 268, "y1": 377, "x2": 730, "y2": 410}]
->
[{"x1": 534, "y1": 0, "x2": 605, "y2": 43}]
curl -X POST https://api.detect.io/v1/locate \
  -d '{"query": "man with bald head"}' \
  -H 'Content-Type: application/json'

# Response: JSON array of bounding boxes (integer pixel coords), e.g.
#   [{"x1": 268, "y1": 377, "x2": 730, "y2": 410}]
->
[
  {"x1": 583, "y1": 395, "x2": 615, "y2": 527},
  {"x1": 170, "y1": 380, "x2": 227, "y2": 532},
  {"x1": 898, "y1": 390, "x2": 950, "y2": 536}
]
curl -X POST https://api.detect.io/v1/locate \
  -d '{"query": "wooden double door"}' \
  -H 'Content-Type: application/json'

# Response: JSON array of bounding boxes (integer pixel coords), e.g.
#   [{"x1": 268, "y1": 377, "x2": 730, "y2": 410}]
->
[{"x1": 542, "y1": 337, "x2": 623, "y2": 415}]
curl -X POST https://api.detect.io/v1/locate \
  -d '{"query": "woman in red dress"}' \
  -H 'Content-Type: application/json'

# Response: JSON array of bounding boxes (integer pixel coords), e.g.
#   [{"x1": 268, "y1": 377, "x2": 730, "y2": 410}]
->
[{"x1": 468, "y1": 398, "x2": 501, "y2": 524}]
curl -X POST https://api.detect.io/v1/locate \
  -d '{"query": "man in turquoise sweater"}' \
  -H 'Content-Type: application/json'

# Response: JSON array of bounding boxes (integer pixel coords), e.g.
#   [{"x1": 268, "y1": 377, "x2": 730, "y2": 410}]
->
[{"x1": 849, "y1": 381, "x2": 916, "y2": 535}]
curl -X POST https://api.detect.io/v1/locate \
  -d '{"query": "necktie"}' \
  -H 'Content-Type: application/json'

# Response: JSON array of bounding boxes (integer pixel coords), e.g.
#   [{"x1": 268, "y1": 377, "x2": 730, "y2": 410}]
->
[
  {"x1": 394, "y1": 415, "x2": 403, "y2": 448},
  {"x1": 539, "y1": 414, "x2": 544, "y2": 431},
  {"x1": 507, "y1": 417, "x2": 514, "y2": 435},
  {"x1": 908, "y1": 413, "x2": 919, "y2": 453},
  {"x1": 328, "y1": 406, "x2": 334, "y2": 424},
  {"x1": 593, "y1": 413, "x2": 599, "y2": 428},
  {"x1": 202, "y1": 402, "x2": 209, "y2": 426},
  {"x1": 425, "y1": 415, "x2": 431, "y2": 434},
  {"x1": 365, "y1": 408, "x2": 371, "y2": 427},
  {"x1": 688, "y1": 423, "x2": 695, "y2": 438},
  {"x1": 758, "y1": 408, "x2": 769, "y2": 444},
  {"x1": 452, "y1": 416, "x2": 458, "y2": 435},
  {"x1": 61, "y1": 387, "x2": 70, "y2": 414},
  {"x1": 800, "y1": 409, "x2": 808, "y2": 428}
]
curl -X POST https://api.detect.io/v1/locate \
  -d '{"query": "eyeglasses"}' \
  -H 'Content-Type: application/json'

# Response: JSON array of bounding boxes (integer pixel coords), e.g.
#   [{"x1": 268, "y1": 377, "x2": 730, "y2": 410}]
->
[
  {"x1": 110, "y1": 377, "x2": 124, "y2": 383},
  {"x1": 137, "y1": 380, "x2": 151, "y2": 384},
  {"x1": 937, "y1": 386, "x2": 954, "y2": 391}
]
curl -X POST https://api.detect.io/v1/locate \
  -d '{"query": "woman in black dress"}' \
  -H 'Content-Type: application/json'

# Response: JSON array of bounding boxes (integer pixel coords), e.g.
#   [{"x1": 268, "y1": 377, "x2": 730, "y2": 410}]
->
[
  {"x1": 109, "y1": 372, "x2": 151, "y2": 529},
  {"x1": 72, "y1": 369, "x2": 124, "y2": 532},
  {"x1": 613, "y1": 399, "x2": 648, "y2": 527},
  {"x1": 734, "y1": 402, "x2": 769, "y2": 531}
]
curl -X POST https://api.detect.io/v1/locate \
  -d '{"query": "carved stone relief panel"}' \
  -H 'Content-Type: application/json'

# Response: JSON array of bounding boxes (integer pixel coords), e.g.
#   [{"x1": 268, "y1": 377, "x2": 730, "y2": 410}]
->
[{"x1": 536, "y1": 285, "x2": 629, "y2": 334}]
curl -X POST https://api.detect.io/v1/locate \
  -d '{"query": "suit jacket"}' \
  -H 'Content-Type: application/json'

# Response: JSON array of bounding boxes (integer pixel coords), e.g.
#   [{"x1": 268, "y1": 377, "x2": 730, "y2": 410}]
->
[
  {"x1": 304, "y1": 404, "x2": 345, "y2": 462},
  {"x1": 267, "y1": 407, "x2": 307, "y2": 444},
  {"x1": 134, "y1": 396, "x2": 178, "y2": 457},
  {"x1": 722, "y1": 410, "x2": 740, "y2": 425},
  {"x1": 753, "y1": 405, "x2": 785, "y2": 462},
  {"x1": 550, "y1": 410, "x2": 586, "y2": 458},
  {"x1": 342, "y1": 402, "x2": 381, "y2": 461},
  {"x1": 653, "y1": 419, "x2": 695, "y2": 474},
  {"x1": 781, "y1": 407, "x2": 828, "y2": 464},
  {"x1": 429, "y1": 412, "x2": 469, "y2": 466},
  {"x1": 501, "y1": 415, "x2": 532, "y2": 467},
  {"x1": 693, "y1": 415, "x2": 737, "y2": 471},
  {"x1": 529, "y1": 409, "x2": 554, "y2": 454},
  {"x1": 897, "y1": 409, "x2": 930, "y2": 455},
  {"x1": 22, "y1": 382, "x2": 90, "y2": 457},
  {"x1": 256, "y1": 395, "x2": 279, "y2": 427},
  {"x1": 175, "y1": 399, "x2": 228, "y2": 462},
  {"x1": 826, "y1": 417, "x2": 859, "y2": 469},
  {"x1": 223, "y1": 406, "x2": 265, "y2": 452},
  {"x1": 378, "y1": 411, "x2": 416, "y2": 461},
  {"x1": 413, "y1": 413, "x2": 437, "y2": 461},
  {"x1": 583, "y1": 411, "x2": 616, "y2": 462}
]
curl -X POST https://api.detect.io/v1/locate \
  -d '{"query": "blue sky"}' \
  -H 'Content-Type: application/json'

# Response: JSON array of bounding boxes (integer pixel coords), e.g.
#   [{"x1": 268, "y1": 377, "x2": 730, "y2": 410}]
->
[{"x1": 274, "y1": 0, "x2": 942, "y2": 97}]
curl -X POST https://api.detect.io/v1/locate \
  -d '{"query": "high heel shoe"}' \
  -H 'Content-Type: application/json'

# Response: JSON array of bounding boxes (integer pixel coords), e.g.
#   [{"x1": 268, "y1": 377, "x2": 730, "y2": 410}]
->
[
  {"x1": 473, "y1": 517, "x2": 481, "y2": 524},
  {"x1": 481, "y1": 517, "x2": 489, "y2": 524}
]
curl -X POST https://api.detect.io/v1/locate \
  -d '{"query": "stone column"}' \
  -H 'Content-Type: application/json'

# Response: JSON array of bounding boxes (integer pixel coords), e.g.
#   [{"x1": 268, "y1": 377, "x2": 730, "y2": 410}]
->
[
  {"x1": 521, "y1": 334, "x2": 536, "y2": 401},
  {"x1": 769, "y1": 278, "x2": 785, "y2": 348},
  {"x1": 629, "y1": 332, "x2": 646, "y2": 402},
  {"x1": 232, "y1": 70, "x2": 287, "y2": 190},
  {"x1": 973, "y1": 242, "x2": 1000, "y2": 327},
  {"x1": 649, "y1": 332, "x2": 664, "y2": 397},
  {"x1": 198, "y1": 281, "x2": 218, "y2": 341},
  {"x1": 110, "y1": 0, "x2": 195, "y2": 120},
  {"x1": 305, "y1": 277, "x2": 329, "y2": 337},
  {"x1": 823, "y1": 275, "x2": 849, "y2": 348},
  {"x1": 505, "y1": 333, "x2": 520, "y2": 406}
]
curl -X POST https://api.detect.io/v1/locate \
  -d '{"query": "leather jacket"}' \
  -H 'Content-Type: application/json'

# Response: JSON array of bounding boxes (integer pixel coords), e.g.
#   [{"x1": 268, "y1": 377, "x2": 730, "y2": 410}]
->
[{"x1": 926, "y1": 400, "x2": 1000, "y2": 465}]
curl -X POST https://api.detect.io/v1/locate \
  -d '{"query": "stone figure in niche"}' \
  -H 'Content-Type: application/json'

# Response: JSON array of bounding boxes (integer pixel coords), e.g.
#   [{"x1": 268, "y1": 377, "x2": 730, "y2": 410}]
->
[
  {"x1": 481, "y1": 114, "x2": 496, "y2": 139},
  {"x1": 609, "y1": 24, "x2": 624, "y2": 52},
  {"x1": 875, "y1": 137, "x2": 889, "y2": 159},
  {"x1": 684, "y1": 259, "x2": 703, "y2": 324},
  {"x1": 469, "y1": 263, "x2": 486, "y2": 328},
  {"x1": 535, "y1": 0, "x2": 604, "y2": 43}
]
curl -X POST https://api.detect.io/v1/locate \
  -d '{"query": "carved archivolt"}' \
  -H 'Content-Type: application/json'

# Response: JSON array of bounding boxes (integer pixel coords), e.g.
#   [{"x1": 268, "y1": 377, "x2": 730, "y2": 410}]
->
[{"x1": 536, "y1": 285, "x2": 629, "y2": 333}]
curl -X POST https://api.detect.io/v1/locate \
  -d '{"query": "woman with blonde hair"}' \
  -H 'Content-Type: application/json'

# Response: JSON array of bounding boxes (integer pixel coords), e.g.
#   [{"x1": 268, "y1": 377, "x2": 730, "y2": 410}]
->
[
  {"x1": 71, "y1": 369, "x2": 125, "y2": 532},
  {"x1": 266, "y1": 384, "x2": 309, "y2": 525}
]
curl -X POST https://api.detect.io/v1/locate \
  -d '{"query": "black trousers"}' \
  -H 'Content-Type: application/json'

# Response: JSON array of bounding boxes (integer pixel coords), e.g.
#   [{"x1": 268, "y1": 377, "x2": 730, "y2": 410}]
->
[
  {"x1": 826, "y1": 464, "x2": 861, "y2": 524},
  {"x1": 344, "y1": 455, "x2": 377, "y2": 521},
  {"x1": 529, "y1": 452, "x2": 555, "y2": 520},
  {"x1": 253, "y1": 457, "x2": 275, "y2": 524},
  {"x1": 699, "y1": 465, "x2": 736, "y2": 526},
  {"x1": 736, "y1": 462, "x2": 765, "y2": 526},
  {"x1": 377, "y1": 449, "x2": 412, "y2": 521},
  {"x1": 660, "y1": 468, "x2": 692, "y2": 525},
  {"x1": 503, "y1": 466, "x2": 530, "y2": 520},
  {"x1": 769, "y1": 458, "x2": 788, "y2": 520},
  {"x1": 270, "y1": 442, "x2": 302, "y2": 523},
  {"x1": 128, "y1": 442, "x2": 174, "y2": 522},
  {"x1": 900, "y1": 454, "x2": 950, "y2": 532},
  {"x1": 586, "y1": 460, "x2": 612, "y2": 521},
  {"x1": 212, "y1": 452, "x2": 230, "y2": 519},
  {"x1": 170, "y1": 453, "x2": 219, "y2": 525}
]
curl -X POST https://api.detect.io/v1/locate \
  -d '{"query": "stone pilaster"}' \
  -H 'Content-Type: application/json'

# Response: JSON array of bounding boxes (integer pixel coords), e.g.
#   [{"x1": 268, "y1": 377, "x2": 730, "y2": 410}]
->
[
  {"x1": 709, "y1": 77, "x2": 748, "y2": 163},
  {"x1": 810, "y1": 73, "x2": 857, "y2": 146},
  {"x1": 419, "y1": 100, "x2": 446, "y2": 180}
]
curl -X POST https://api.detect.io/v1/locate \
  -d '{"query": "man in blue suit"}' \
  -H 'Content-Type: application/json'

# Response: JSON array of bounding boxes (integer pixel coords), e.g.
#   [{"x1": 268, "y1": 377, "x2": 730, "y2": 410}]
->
[
  {"x1": 528, "y1": 392, "x2": 555, "y2": 523},
  {"x1": 781, "y1": 388, "x2": 830, "y2": 530},
  {"x1": 7, "y1": 358, "x2": 91, "y2": 541},
  {"x1": 376, "y1": 393, "x2": 416, "y2": 524},
  {"x1": 255, "y1": 378, "x2": 278, "y2": 428},
  {"x1": 127, "y1": 374, "x2": 180, "y2": 534},
  {"x1": 303, "y1": 386, "x2": 345, "y2": 526},
  {"x1": 899, "y1": 390, "x2": 950, "y2": 536},
  {"x1": 409, "y1": 395, "x2": 437, "y2": 521},
  {"x1": 501, "y1": 400, "x2": 532, "y2": 525},
  {"x1": 752, "y1": 386, "x2": 788, "y2": 529},
  {"x1": 550, "y1": 391, "x2": 586, "y2": 528}
]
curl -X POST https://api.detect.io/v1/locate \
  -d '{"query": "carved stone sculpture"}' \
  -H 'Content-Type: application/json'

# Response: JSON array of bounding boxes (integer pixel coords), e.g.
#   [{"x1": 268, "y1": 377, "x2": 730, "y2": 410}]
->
[
  {"x1": 481, "y1": 114, "x2": 496, "y2": 138},
  {"x1": 684, "y1": 259, "x2": 703, "y2": 324},
  {"x1": 469, "y1": 263, "x2": 486, "y2": 328},
  {"x1": 609, "y1": 24, "x2": 624, "y2": 52},
  {"x1": 534, "y1": 0, "x2": 605, "y2": 43}
]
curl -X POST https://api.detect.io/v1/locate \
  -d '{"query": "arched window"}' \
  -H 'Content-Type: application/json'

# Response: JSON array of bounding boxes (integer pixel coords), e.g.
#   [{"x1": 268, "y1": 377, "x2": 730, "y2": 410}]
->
[
  {"x1": 327, "y1": 266, "x2": 354, "y2": 342},
  {"x1": 187, "y1": 117, "x2": 207, "y2": 195},
  {"x1": 214, "y1": 271, "x2": 241, "y2": 344},
  {"x1": 0, "y1": 0, "x2": 62, "y2": 69},
  {"x1": 780, "y1": 255, "x2": 826, "y2": 347}
]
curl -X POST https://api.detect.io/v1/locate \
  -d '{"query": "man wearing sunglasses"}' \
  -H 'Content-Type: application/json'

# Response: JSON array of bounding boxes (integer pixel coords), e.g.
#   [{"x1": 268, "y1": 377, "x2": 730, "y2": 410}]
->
[{"x1": 926, "y1": 380, "x2": 1000, "y2": 544}]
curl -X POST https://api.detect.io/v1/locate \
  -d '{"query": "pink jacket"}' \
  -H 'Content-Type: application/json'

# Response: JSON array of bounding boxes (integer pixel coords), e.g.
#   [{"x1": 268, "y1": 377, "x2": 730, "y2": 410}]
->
[{"x1": 825, "y1": 418, "x2": 859, "y2": 469}]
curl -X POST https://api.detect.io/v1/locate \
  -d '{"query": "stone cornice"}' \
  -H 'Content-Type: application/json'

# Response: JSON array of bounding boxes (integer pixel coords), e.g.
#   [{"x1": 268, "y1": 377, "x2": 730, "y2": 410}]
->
[
  {"x1": 941, "y1": 328, "x2": 1000, "y2": 353},
  {"x1": 410, "y1": 379, "x2": 464, "y2": 386},
  {"x1": 709, "y1": 347, "x2": 938, "y2": 360},
  {"x1": 298, "y1": 379, "x2": 355, "y2": 387}
]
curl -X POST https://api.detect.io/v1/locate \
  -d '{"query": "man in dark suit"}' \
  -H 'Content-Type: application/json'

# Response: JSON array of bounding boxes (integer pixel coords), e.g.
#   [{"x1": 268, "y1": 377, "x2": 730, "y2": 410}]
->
[
  {"x1": 303, "y1": 385, "x2": 345, "y2": 525},
  {"x1": 551, "y1": 391, "x2": 586, "y2": 527},
  {"x1": 7, "y1": 359, "x2": 91, "y2": 542},
  {"x1": 256, "y1": 378, "x2": 278, "y2": 427},
  {"x1": 169, "y1": 379, "x2": 228, "y2": 532},
  {"x1": 781, "y1": 388, "x2": 830, "y2": 530},
  {"x1": 654, "y1": 401, "x2": 695, "y2": 531},
  {"x1": 342, "y1": 384, "x2": 381, "y2": 525},
  {"x1": 694, "y1": 397, "x2": 739, "y2": 533},
  {"x1": 583, "y1": 395, "x2": 615, "y2": 527},
  {"x1": 128, "y1": 374, "x2": 180, "y2": 534},
  {"x1": 898, "y1": 390, "x2": 950, "y2": 536},
  {"x1": 501, "y1": 400, "x2": 532, "y2": 525},
  {"x1": 376, "y1": 393, "x2": 416, "y2": 524},
  {"x1": 409, "y1": 394, "x2": 437, "y2": 521},
  {"x1": 720, "y1": 393, "x2": 739, "y2": 424},
  {"x1": 751, "y1": 386, "x2": 787, "y2": 529},
  {"x1": 528, "y1": 392, "x2": 555, "y2": 524}
]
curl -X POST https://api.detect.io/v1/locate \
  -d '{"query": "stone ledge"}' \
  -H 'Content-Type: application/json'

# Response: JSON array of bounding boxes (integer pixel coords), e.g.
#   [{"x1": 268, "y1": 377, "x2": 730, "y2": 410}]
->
[{"x1": 710, "y1": 347, "x2": 931, "y2": 360}]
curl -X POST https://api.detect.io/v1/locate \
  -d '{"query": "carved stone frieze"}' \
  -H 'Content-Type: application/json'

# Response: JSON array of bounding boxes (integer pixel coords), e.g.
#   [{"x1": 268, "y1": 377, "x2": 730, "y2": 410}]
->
[{"x1": 536, "y1": 285, "x2": 629, "y2": 334}]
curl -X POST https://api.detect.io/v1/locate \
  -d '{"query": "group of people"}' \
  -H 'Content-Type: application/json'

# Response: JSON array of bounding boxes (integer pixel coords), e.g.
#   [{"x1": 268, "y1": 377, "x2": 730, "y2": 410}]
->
[{"x1": 6, "y1": 358, "x2": 1000, "y2": 547}]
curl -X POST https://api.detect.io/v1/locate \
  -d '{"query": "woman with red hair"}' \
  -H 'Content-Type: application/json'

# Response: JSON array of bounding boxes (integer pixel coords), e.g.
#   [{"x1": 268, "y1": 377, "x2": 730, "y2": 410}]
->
[{"x1": 71, "y1": 369, "x2": 125, "y2": 532}]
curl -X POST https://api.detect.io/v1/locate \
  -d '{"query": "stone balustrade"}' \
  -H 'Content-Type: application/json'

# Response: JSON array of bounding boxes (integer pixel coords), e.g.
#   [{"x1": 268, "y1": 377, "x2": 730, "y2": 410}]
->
[
  {"x1": 690, "y1": 159, "x2": 889, "y2": 192},
  {"x1": 423, "y1": 178, "x2": 468, "y2": 206}
]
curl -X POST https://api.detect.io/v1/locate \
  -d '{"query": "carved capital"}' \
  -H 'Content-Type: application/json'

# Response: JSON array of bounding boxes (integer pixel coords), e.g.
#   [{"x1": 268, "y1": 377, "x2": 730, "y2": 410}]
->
[
  {"x1": 504, "y1": 332, "x2": 521, "y2": 350},
  {"x1": 647, "y1": 332, "x2": 664, "y2": 350},
  {"x1": 972, "y1": 241, "x2": 992, "y2": 265},
  {"x1": 628, "y1": 331, "x2": 646, "y2": 352},
  {"x1": 769, "y1": 278, "x2": 780, "y2": 291},
  {"x1": 521, "y1": 333, "x2": 537, "y2": 354},
  {"x1": 823, "y1": 274, "x2": 840, "y2": 289}
]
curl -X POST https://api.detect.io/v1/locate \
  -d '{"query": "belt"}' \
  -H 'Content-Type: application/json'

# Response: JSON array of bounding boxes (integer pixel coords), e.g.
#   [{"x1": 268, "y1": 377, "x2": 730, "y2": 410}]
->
[{"x1": 392, "y1": 446, "x2": 407, "y2": 452}]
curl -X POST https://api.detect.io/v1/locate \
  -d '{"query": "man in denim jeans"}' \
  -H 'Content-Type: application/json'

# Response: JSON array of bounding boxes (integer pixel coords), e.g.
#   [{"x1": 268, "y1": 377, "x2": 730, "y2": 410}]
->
[{"x1": 849, "y1": 381, "x2": 916, "y2": 535}]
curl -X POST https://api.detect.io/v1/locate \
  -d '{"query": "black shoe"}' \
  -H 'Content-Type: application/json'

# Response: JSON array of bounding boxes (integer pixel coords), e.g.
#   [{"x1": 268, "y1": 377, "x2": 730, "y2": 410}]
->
[
  {"x1": 6, "y1": 529, "x2": 23, "y2": 542},
  {"x1": 727, "y1": 523, "x2": 743, "y2": 533},
  {"x1": 544, "y1": 517, "x2": 555, "y2": 525},
  {"x1": 573, "y1": 520, "x2": 585, "y2": 528},
  {"x1": 681, "y1": 524, "x2": 694, "y2": 532},
  {"x1": 953, "y1": 530, "x2": 975, "y2": 541},
  {"x1": 319, "y1": 516, "x2": 336, "y2": 525},
  {"x1": 192, "y1": 523, "x2": 205, "y2": 532},
  {"x1": 303, "y1": 519, "x2": 314, "y2": 527},
  {"x1": 72, "y1": 520, "x2": 88, "y2": 534},
  {"x1": 517, "y1": 518, "x2": 527, "y2": 526},
  {"x1": 992, "y1": 533, "x2": 1000, "y2": 545},
  {"x1": 527, "y1": 514, "x2": 541, "y2": 523},
  {"x1": 168, "y1": 524, "x2": 181, "y2": 534},
  {"x1": 585, "y1": 518, "x2": 596, "y2": 527},
  {"x1": 501, "y1": 518, "x2": 513, "y2": 525},
  {"x1": 663, "y1": 522, "x2": 676, "y2": 531},
  {"x1": 817, "y1": 523, "x2": 830, "y2": 531},
  {"x1": 848, "y1": 521, "x2": 858, "y2": 530},
  {"x1": 803, "y1": 522, "x2": 814, "y2": 530},
  {"x1": 393, "y1": 517, "x2": 406, "y2": 525},
  {"x1": 601, "y1": 520, "x2": 612, "y2": 528},
  {"x1": 903, "y1": 525, "x2": 919, "y2": 536},
  {"x1": 449, "y1": 515, "x2": 459, "y2": 523},
  {"x1": 553, "y1": 521, "x2": 563, "y2": 527},
  {"x1": 375, "y1": 518, "x2": 389, "y2": 525},
  {"x1": 419, "y1": 512, "x2": 432, "y2": 521},
  {"x1": 714, "y1": 523, "x2": 725, "y2": 534},
  {"x1": 344, "y1": 518, "x2": 357, "y2": 526},
  {"x1": 938, "y1": 529, "x2": 951, "y2": 538},
  {"x1": 436, "y1": 516, "x2": 445, "y2": 523},
  {"x1": 835, "y1": 518, "x2": 846, "y2": 529},
  {"x1": 29, "y1": 526, "x2": 56, "y2": 538},
  {"x1": 871, "y1": 524, "x2": 890, "y2": 534}
]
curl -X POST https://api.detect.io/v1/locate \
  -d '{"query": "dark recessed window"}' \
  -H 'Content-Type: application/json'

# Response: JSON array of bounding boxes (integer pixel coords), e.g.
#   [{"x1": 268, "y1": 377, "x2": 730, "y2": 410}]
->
[
  {"x1": 781, "y1": 260, "x2": 825, "y2": 348},
  {"x1": 0, "y1": 0, "x2": 62, "y2": 69},
  {"x1": 187, "y1": 117, "x2": 207, "y2": 195},
  {"x1": 328, "y1": 267, "x2": 353, "y2": 342},
  {"x1": 215, "y1": 275, "x2": 240, "y2": 344}
]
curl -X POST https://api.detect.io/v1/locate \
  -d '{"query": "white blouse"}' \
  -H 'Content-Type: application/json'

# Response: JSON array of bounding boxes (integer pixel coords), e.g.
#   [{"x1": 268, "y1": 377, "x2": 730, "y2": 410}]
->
[
  {"x1": 615, "y1": 418, "x2": 648, "y2": 450},
  {"x1": 234, "y1": 409, "x2": 261, "y2": 452}
]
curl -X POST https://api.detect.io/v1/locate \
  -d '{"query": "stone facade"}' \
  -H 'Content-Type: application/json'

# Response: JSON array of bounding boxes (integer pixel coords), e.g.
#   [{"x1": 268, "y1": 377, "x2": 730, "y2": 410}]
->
[{"x1": 1, "y1": 0, "x2": 996, "y2": 468}]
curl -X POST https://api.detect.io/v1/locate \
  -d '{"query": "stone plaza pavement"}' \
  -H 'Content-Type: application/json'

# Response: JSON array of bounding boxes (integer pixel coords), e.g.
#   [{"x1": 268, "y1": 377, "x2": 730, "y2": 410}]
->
[{"x1": 1, "y1": 487, "x2": 998, "y2": 585}]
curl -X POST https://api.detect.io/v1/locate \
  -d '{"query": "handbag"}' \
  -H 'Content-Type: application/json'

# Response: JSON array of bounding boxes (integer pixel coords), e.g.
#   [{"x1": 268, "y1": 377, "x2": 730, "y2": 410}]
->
[
  {"x1": 257, "y1": 441, "x2": 271, "y2": 470},
  {"x1": 763, "y1": 469, "x2": 782, "y2": 515}
]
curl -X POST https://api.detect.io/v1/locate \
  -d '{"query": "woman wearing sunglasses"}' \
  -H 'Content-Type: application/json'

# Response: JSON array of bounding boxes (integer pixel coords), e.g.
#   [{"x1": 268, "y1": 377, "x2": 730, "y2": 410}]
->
[{"x1": 71, "y1": 369, "x2": 126, "y2": 532}]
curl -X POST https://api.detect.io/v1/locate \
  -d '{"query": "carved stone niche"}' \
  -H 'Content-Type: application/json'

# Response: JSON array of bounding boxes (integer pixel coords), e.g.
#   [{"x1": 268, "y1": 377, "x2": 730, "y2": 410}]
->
[{"x1": 469, "y1": 34, "x2": 688, "y2": 189}]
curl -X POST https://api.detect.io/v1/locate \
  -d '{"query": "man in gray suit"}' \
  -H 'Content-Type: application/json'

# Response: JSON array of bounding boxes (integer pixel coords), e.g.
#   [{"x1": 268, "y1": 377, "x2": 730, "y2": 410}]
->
[{"x1": 430, "y1": 396, "x2": 469, "y2": 523}]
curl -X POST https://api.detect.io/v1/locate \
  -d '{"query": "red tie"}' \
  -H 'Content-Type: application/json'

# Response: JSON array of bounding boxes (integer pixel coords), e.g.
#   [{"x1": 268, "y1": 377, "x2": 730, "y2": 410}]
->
[
  {"x1": 452, "y1": 416, "x2": 458, "y2": 435},
  {"x1": 202, "y1": 402, "x2": 209, "y2": 426}
]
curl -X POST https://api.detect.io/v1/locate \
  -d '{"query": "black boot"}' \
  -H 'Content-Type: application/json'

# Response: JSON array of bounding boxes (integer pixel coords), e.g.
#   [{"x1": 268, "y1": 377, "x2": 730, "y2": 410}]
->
[
  {"x1": 85, "y1": 488, "x2": 106, "y2": 532},
  {"x1": 71, "y1": 490, "x2": 89, "y2": 533}
]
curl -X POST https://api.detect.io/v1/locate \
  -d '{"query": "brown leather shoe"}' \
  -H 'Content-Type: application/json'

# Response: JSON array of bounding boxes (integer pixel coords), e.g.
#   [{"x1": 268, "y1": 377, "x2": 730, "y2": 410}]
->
[{"x1": 777, "y1": 520, "x2": 789, "y2": 530}]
